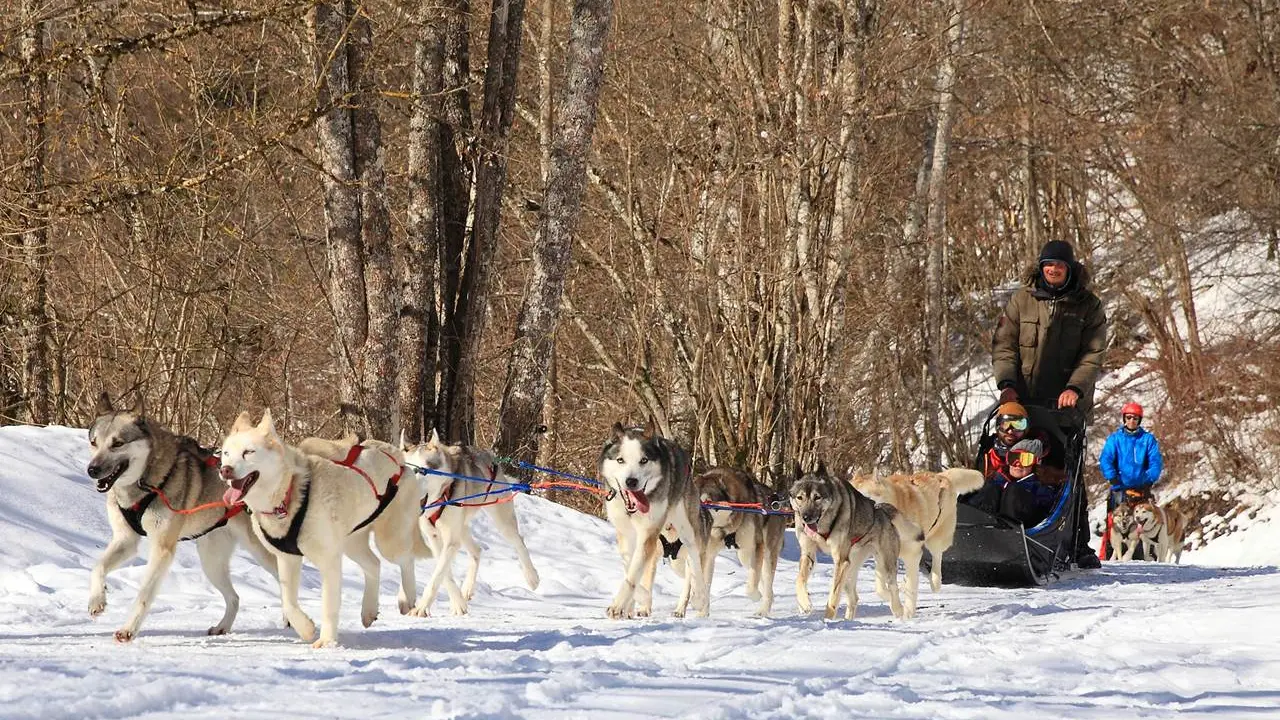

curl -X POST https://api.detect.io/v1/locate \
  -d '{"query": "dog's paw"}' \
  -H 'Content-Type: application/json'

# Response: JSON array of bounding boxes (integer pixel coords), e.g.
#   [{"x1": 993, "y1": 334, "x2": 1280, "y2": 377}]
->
[
  {"x1": 448, "y1": 601, "x2": 469, "y2": 616},
  {"x1": 398, "y1": 598, "x2": 413, "y2": 615},
  {"x1": 207, "y1": 625, "x2": 230, "y2": 636},
  {"x1": 671, "y1": 608, "x2": 686, "y2": 618},
  {"x1": 634, "y1": 605, "x2": 651, "y2": 618},
  {"x1": 88, "y1": 593, "x2": 107, "y2": 617},
  {"x1": 930, "y1": 577, "x2": 942, "y2": 593},
  {"x1": 823, "y1": 605, "x2": 839, "y2": 621},
  {"x1": 311, "y1": 637, "x2": 339, "y2": 649},
  {"x1": 746, "y1": 587, "x2": 762, "y2": 601},
  {"x1": 797, "y1": 598, "x2": 812, "y2": 615},
  {"x1": 606, "y1": 604, "x2": 634, "y2": 620},
  {"x1": 292, "y1": 616, "x2": 317, "y2": 642},
  {"x1": 409, "y1": 605, "x2": 431, "y2": 618},
  {"x1": 113, "y1": 628, "x2": 135, "y2": 643},
  {"x1": 361, "y1": 609, "x2": 378, "y2": 628},
  {"x1": 524, "y1": 569, "x2": 541, "y2": 591}
]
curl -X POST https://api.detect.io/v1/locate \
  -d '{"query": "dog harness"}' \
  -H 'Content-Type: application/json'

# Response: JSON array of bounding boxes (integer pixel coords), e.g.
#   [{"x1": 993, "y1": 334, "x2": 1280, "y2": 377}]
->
[
  {"x1": 120, "y1": 448, "x2": 243, "y2": 540},
  {"x1": 420, "y1": 463, "x2": 499, "y2": 526},
  {"x1": 660, "y1": 535, "x2": 683, "y2": 560},
  {"x1": 259, "y1": 483, "x2": 312, "y2": 556},
  {"x1": 256, "y1": 445, "x2": 403, "y2": 554}
]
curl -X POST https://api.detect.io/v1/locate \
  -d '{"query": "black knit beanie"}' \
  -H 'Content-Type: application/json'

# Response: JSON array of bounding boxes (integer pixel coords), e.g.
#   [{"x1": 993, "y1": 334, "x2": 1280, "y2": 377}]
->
[{"x1": 1038, "y1": 240, "x2": 1075, "y2": 265}]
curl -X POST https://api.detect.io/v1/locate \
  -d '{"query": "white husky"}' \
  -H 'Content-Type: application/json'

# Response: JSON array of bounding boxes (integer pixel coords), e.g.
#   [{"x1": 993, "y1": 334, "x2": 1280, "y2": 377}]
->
[
  {"x1": 401, "y1": 429, "x2": 540, "y2": 617},
  {"x1": 219, "y1": 410, "x2": 425, "y2": 647}
]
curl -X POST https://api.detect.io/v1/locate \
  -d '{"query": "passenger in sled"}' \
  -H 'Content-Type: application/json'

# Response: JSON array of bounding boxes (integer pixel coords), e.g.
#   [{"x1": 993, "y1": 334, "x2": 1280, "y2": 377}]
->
[{"x1": 989, "y1": 240, "x2": 1107, "y2": 569}]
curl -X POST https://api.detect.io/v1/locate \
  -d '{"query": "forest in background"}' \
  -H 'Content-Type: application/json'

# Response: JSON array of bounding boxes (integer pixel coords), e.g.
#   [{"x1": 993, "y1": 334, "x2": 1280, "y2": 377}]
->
[{"x1": 2, "y1": 1, "x2": 1278, "y2": 519}]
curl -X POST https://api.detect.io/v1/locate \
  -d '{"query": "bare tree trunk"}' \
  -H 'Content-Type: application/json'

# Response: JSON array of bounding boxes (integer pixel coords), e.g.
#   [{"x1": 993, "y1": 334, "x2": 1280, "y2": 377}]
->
[
  {"x1": 495, "y1": 0, "x2": 613, "y2": 462},
  {"x1": 434, "y1": 0, "x2": 473, "y2": 440},
  {"x1": 19, "y1": 2, "x2": 51, "y2": 424},
  {"x1": 921, "y1": 0, "x2": 964, "y2": 469},
  {"x1": 401, "y1": 2, "x2": 447, "y2": 442},
  {"x1": 445, "y1": 0, "x2": 527, "y2": 444},
  {"x1": 312, "y1": 0, "x2": 398, "y2": 439}
]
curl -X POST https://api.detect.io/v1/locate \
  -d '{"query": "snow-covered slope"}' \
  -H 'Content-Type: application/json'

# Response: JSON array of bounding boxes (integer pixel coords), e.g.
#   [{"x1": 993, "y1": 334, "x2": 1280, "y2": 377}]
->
[{"x1": 1, "y1": 425, "x2": 1279, "y2": 719}]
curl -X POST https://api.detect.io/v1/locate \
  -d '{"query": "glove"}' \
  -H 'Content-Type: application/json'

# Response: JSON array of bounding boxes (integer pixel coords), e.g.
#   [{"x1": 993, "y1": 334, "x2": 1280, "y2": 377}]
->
[{"x1": 998, "y1": 387, "x2": 1019, "y2": 404}]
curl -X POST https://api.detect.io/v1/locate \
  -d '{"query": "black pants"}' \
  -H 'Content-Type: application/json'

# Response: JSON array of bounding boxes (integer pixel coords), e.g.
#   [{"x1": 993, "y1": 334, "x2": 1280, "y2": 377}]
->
[{"x1": 966, "y1": 482, "x2": 1050, "y2": 528}]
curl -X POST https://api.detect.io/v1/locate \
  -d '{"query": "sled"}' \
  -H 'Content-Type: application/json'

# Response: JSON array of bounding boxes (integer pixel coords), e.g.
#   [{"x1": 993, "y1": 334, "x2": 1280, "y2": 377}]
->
[{"x1": 934, "y1": 405, "x2": 1089, "y2": 587}]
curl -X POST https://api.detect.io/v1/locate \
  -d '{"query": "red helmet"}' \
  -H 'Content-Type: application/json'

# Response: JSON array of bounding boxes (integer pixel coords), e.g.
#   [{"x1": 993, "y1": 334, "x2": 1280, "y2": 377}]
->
[{"x1": 1121, "y1": 402, "x2": 1144, "y2": 418}]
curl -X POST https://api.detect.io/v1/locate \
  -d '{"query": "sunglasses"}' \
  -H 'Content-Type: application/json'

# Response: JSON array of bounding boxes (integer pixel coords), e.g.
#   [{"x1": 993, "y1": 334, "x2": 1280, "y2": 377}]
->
[
  {"x1": 997, "y1": 416, "x2": 1029, "y2": 432},
  {"x1": 1122, "y1": 414, "x2": 1142, "y2": 422},
  {"x1": 1009, "y1": 450, "x2": 1038, "y2": 468}
]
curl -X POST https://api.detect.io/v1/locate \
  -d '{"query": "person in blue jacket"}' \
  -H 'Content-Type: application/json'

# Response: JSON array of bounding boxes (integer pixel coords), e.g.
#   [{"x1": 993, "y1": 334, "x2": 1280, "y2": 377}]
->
[{"x1": 1099, "y1": 401, "x2": 1163, "y2": 510}]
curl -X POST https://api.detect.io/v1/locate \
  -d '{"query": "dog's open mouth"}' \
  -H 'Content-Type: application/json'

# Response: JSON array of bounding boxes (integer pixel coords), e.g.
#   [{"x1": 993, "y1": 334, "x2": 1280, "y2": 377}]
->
[
  {"x1": 623, "y1": 489, "x2": 650, "y2": 514},
  {"x1": 221, "y1": 471, "x2": 259, "y2": 506},
  {"x1": 803, "y1": 522, "x2": 820, "y2": 536},
  {"x1": 93, "y1": 463, "x2": 127, "y2": 493}
]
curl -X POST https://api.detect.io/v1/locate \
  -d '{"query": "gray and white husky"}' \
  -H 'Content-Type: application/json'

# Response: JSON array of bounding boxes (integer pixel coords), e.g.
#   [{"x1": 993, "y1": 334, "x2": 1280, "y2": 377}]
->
[
  {"x1": 789, "y1": 464, "x2": 924, "y2": 620},
  {"x1": 598, "y1": 422, "x2": 710, "y2": 619},
  {"x1": 401, "y1": 429, "x2": 540, "y2": 617},
  {"x1": 86, "y1": 392, "x2": 277, "y2": 642}
]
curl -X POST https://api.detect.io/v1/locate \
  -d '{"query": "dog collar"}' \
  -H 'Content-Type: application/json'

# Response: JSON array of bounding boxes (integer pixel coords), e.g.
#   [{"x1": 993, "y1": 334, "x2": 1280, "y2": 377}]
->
[{"x1": 270, "y1": 479, "x2": 295, "y2": 519}]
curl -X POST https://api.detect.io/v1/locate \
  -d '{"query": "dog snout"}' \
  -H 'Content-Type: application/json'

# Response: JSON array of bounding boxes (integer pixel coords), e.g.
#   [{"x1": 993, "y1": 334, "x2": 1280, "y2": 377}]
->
[
  {"x1": 86, "y1": 463, "x2": 105, "y2": 480},
  {"x1": 625, "y1": 476, "x2": 640, "y2": 490},
  {"x1": 219, "y1": 465, "x2": 236, "y2": 481}
]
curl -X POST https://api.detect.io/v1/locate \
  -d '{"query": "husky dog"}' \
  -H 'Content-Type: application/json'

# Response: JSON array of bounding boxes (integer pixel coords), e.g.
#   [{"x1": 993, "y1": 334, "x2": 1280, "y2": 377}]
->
[
  {"x1": 86, "y1": 392, "x2": 278, "y2": 643},
  {"x1": 674, "y1": 468, "x2": 786, "y2": 617},
  {"x1": 401, "y1": 429, "x2": 540, "y2": 617},
  {"x1": 1132, "y1": 501, "x2": 1188, "y2": 563},
  {"x1": 851, "y1": 467, "x2": 985, "y2": 592},
  {"x1": 598, "y1": 422, "x2": 710, "y2": 619},
  {"x1": 1109, "y1": 501, "x2": 1142, "y2": 561},
  {"x1": 789, "y1": 464, "x2": 925, "y2": 620},
  {"x1": 219, "y1": 410, "x2": 423, "y2": 648}
]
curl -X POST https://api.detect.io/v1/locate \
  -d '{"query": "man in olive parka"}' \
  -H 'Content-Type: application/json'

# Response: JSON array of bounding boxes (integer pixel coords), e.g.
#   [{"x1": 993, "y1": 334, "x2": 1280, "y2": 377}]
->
[
  {"x1": 992, "y1": 239, "x2": 1107, "y2": 569},
  {"x1": 993, "y1": 240, "x2": 1107, "y2": 414}
]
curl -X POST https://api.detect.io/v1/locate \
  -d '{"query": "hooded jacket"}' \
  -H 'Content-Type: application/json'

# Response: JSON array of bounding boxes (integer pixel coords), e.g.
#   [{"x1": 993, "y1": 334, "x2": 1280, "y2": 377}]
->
[
  {"x1": 992, "y1": 262, "x2": 1108, "y2": 413},
  {"x1": 1099, "y1": 426, "x2": 1163, "y2": 489}
]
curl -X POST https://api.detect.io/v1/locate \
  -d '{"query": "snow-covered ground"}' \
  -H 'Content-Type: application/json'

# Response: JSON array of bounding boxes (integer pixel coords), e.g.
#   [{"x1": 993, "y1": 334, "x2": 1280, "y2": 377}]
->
[{"x1": 2, "y1": 425, "x2": 1279, "y2": 719}]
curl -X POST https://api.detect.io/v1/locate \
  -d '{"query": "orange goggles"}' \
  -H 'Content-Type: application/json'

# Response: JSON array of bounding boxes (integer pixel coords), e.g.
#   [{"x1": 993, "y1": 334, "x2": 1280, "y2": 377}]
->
[{"x1": 1009, "y1": 450, "x2": 1038, "y2": 468}]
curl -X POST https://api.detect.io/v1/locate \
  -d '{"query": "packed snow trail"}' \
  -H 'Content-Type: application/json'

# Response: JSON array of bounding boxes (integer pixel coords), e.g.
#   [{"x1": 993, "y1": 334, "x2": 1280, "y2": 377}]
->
[{"x1": 1, "y1": 426, "x2": 1278, "y2": 719}]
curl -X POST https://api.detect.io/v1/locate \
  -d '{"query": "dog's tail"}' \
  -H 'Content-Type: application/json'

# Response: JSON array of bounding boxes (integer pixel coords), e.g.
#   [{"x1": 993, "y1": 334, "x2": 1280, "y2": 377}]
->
[
  {"x1": 881, "y1": 504, "x2": 926, "y2": 546},
  {"x1": 940, "y1": 468, "x2": 985, "y2": 495}
]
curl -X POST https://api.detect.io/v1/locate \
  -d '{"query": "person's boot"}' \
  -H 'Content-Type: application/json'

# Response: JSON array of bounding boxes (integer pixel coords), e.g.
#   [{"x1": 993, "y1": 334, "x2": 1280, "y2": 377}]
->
[{"x1": 1074, "y1": 549, "x2": 1101, "y2": 569}]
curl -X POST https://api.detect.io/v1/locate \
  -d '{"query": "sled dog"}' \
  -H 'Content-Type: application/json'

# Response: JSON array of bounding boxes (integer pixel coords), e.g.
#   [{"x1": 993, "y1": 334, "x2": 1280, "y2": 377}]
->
[
  {"x1": 400, "y1": 429, "x2": 540, "y2": 617},
  {"x1": 789, "y1": 464, "x2": 924, "y2": 620},
  {"x1": 219, "y1": 410, "x2": 423, "y2": 647},
  {"x1": 1109, "y1": 501, "x2": 1143, "y2": 561},
  {"x1": 851, "y1": 467, "x2": 985, "y2": 592},
  {"x1": 598, "y1": 422, "x2": 710, "y2": 619},
  {"x1": 1132, "y1": 500, "x2": 1188, "y2": 564},
  {"x1": 86, "y1": 392, "x2": 278, "y2": 643},
  {"x1": 673, "y1": 467, "x2": 786, "y2": 616}
]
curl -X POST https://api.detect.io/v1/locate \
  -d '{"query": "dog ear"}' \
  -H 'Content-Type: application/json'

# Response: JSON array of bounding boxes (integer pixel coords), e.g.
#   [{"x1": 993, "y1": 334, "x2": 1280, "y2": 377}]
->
[
  {"x1": 95, "y1": 391, "x2": 114, "y2": 415},
  {"x1": 429, "y1": 427, "x2": 442, "y2": 446},
  {"x1": 258, "y1": 408, "x2": 276, "y2": 435},
  {"x1": 230, "y1": 410, "x2": 253, "y2": 433},
  {"x1": 793, "y1": 460, "x2": 804, "y2": 480},
  {"x1": 816, "y1": 460, "x2": 828, "y2": 477},
  {"x1": 610, "y1": 421, "x2": 627, "y2": 440},
  {"x1": 399, "y1": 428, "x2": 410, "y2": 451},
  {"x1": 642, "y1": 417, "x2": 658, "y2": 439}
]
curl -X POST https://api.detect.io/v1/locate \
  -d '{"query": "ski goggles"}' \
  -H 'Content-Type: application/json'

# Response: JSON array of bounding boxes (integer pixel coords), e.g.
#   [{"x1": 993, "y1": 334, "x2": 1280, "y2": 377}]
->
[
  {"x1": 1009, "y1": 450, "x2": 1038, "y2": 468},
  {"x1": 1122, "y1": 414, "x2": 1142, "y2": 422},
  {"x1": 996, "y1": 415, "x2": 1029, "y2": 432}
]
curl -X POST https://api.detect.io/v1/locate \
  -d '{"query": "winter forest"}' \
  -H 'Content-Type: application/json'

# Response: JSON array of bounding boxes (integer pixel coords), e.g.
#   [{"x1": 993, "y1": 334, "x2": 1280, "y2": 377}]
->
[{"x1": 2, "y1": 0, "x2": 1279, "y2": 530}]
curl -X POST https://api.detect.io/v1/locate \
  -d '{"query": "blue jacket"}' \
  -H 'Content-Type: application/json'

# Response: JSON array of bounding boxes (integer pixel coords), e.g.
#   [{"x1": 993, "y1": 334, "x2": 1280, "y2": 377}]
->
[{"x1": 1099, "y1": 427, "x2": 1163, "y2": 489}]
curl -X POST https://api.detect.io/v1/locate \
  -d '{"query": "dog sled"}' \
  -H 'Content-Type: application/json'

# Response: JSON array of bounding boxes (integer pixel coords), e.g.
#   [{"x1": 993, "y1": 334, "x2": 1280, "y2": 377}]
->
[{"x1": 940, "y1": 405, "x2": 1089, "y2": 587}]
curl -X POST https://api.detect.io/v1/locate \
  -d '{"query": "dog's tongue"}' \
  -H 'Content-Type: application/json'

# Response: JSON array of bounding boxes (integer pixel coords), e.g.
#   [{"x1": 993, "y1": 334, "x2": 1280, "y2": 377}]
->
[
  {"x1": 223, "y1": 486, "x2": 247, "y2": 507},
  {"x1": 804, "y1": 522, "x2": 820, "y2": 536},
  {"x1": 626, "y1": 490, "x2": 650, "y2": 514}
]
